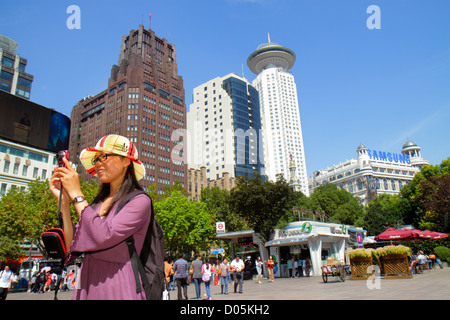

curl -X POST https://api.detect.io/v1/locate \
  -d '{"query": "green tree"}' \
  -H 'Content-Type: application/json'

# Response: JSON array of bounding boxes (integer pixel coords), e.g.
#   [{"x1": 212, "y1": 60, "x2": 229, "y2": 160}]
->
[
  {"x1": 400, "y1": 158, "x2": 450, "y2": 232},
  {"x1": 0, "y1": 188, "x2": 28, "y2": 261},
  {"x1": 309, "y1": 183, "x2": 364, "y2": 225},
  {"x1": 200, "y1": 186, "x2": 249, "y2": 232},
  {"x1": 416, "y1": 174, "x2": 450, "y2": 232},
  {"x1": 0, "y1": 177, "x2": 99, "y2": 261},
  {"x1": 364, "y1": 193, "x2": 405, "y2": 236},
  {"x1": 229, "y1": 174, "x2": 297, "y2": 248},
  {"x1": 154, "y1": 190, "x2": 215, "y2": 254}
]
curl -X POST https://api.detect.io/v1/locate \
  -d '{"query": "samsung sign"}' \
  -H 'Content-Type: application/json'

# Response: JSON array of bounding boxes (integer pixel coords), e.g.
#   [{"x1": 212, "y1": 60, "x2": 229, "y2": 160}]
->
[{"x1": 367, "y1": 149, "x2": 411, "y2": 165}]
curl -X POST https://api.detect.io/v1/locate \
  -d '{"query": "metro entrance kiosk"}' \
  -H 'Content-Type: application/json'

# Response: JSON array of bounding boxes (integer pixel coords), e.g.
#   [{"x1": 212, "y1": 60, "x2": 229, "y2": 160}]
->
[{"x1": 216, "y1": 221, "x2": 365, "y2": 277}]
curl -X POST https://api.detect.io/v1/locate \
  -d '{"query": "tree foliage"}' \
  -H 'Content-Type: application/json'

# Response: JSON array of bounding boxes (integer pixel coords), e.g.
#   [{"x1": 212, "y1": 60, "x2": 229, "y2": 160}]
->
[
  {"x1": 154, "y1": 190, "x2": 215, "y2": 255},
  {"x1": 229, "y1": 174, "x2": 297, "y2": 244},
  {"x1": 400, "y1": 158, "x2": 450, "y2": 233},
  {"x1": 364, "y1": 193, "x2": 405, "y2": 236},
  {"x1": 200, "y1": 186, "x2": 249, "y2": 233},
  {"x1": 0, "y1": 178, "x2": 98, "y2": 261},
  {"x1": 309, "y1": 183, "x2": 365, "y2": 226}
]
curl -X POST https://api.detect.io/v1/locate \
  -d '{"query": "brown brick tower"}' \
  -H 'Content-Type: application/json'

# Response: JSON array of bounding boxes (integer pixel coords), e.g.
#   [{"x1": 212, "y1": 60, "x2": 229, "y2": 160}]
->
[{"x1": 69, "y1": 25, "x2": 187, "y2": 192}]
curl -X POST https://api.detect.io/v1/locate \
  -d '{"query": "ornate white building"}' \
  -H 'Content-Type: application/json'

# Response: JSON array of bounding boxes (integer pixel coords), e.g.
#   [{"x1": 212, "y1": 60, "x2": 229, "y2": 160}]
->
[{"x1": 308, "y1": 140, "x2": 429, "y2": 205}]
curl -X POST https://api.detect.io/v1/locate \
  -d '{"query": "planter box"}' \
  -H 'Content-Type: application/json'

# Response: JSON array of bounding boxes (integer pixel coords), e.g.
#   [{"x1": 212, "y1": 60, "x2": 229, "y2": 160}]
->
[
  {"x1": 381, "y1": 253, "x2": 412, "y2": 279},
  {"x1": 349, "y1": 256, "x2": 374, "y2": 280}
]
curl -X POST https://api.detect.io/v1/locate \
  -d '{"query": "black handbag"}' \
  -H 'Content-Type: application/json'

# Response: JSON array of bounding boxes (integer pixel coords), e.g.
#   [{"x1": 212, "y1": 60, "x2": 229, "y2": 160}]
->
[{"x1": 41, "y1": 228, "x2": 67, "y2": 259}]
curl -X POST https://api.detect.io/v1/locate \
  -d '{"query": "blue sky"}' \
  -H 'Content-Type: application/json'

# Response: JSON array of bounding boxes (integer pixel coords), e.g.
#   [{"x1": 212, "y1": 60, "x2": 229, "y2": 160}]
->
[{"x1": 1, "y1": 0, "x2": 449, "y2": 175}]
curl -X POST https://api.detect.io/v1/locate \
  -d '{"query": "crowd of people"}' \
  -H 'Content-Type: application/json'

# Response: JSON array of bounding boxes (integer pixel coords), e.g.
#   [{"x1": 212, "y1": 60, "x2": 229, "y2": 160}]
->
[
  {"x1": 27, "y1": 269, "x2": 76, "y2": 294},
  {"x1": 163, "y1": 254, "x2": 313, "y2": 300},
  {"x1": 0, "y1": 265, "x2": 77, "y2": 299}
]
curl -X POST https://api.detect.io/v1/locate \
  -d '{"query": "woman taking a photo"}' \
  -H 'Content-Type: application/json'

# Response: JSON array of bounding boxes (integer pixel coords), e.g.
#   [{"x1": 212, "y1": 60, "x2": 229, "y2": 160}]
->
[{"x1": 49, "y1": 134, "x2": 151, "y2": 300}]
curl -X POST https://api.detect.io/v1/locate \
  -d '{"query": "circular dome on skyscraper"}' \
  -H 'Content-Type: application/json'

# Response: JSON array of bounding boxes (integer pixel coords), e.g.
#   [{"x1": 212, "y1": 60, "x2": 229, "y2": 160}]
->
[{"x1": 247, "y1": 39, "x2": 296, "y2": 74}]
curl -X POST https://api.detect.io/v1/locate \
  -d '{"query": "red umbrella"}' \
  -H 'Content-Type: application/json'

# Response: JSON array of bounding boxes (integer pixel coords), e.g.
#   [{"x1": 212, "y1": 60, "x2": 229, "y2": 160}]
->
[
  {"x1": 412, "y1": 229, "x2": 449, "y2": 239},
  {"x1": 375, "y1": 228, "x2": 414, "y2": 241}
]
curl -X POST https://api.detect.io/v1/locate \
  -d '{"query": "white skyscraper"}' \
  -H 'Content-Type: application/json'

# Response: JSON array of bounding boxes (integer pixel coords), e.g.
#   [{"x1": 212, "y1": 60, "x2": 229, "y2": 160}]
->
[
  {"x1": 247, "y1": 37, "x2": 309, "y2": 195},
  {"x1": 187, "y1": 73, "x2": 264, "y2": 181}
]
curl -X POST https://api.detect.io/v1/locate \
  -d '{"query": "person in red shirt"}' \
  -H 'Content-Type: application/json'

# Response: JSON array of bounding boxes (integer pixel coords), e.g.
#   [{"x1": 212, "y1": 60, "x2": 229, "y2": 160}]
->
[{"x1": 265, "y1": 256, "x2": 275, "y2": 282}]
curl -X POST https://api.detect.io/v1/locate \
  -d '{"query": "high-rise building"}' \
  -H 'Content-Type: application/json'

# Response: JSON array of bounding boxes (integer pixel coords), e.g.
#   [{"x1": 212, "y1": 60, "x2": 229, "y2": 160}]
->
[
  {"x1": 187, "y1": 73, "x2": 264, "y2": 181},
  {"x1": 247, "y1": 37, "x2": 309, "y2": 195},
  {"x1": 70, "y1": 25, "x2": 187, "y2": 193},
  {"x1": 0, "y1": 35, "x2": 33, "y2": 100}
]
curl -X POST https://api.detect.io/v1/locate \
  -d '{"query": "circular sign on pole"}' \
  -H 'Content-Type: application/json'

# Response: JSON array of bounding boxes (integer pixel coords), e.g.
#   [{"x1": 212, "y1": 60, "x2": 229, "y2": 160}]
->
[{"x1": 216, "y1": 222, "x2": 225, "y2": 233}]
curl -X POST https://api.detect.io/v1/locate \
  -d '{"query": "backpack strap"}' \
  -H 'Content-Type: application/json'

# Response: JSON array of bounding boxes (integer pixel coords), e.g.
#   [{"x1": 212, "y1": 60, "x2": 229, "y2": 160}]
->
[
  {"x1": 125, "y1": 236, "x2": 149, "y2": 294},
  {"x1": 114, "y1": 189, "x2": 152, "y2": 296}
]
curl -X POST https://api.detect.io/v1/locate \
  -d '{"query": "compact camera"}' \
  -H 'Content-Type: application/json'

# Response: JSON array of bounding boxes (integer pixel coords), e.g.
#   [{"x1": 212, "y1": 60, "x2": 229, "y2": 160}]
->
[{"x1": 57, "y1": 150, "x2": 70, "y2": 168}]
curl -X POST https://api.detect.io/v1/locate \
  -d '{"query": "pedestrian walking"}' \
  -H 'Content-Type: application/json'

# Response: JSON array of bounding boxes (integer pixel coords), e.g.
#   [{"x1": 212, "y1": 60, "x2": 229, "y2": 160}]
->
[
  {"x1": 288, "y1": 258, "x2": 294, "y2": 278},
  {"x1": 255, "y1": 257, "x2": 263, "y2": 283},
  {"x1": 218, "y1": 259, "x2": 230, "y2": 294},
  {"x1": 305, "y1": 258, "x2": 311, "y2": 277},
  {"x1": 293, "y1": 259, "x2": 299, "y2": 277},
  {"x1": 49, "y1": 134, "x2": 151, "y2": 300},
  {"x1": 173, "y1": 253, "x2": 189, "y2": 300},
  {"x1": 164, "y1": 255, "x2": 174, "y2": 291},
  {"x1": 230, "y1": 255, "x2": 245, "y2": 293},
  {"x1": 0, "y1": 266, "x2": 13, "y2": 300},
  {"x1": 266, "y1": 256, "x2": 275, "y2": 282},
  {"x1": 191, "y1": 254, "x2": 203, "y2": 299},
  {"x1": 202, "y1": 258, "x2": 214, "y2": 300}
]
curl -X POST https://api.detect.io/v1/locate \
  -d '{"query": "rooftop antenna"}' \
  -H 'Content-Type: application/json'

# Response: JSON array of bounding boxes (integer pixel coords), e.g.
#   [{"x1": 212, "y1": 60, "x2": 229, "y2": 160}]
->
[{"x1": 268, "y1": 32, "x2": 271, "y2": 43}]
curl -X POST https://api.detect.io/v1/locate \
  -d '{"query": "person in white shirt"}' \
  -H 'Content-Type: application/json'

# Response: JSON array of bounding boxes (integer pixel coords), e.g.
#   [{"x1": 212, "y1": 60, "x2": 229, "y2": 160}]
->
[
  {"x1": 0, "y1": 266, "x2": 14, "y2": 300},
  {"x1": 230, "y1": 256, "x2": 245, "y2": 293},
  {"x1": 255, "y1": 257, "x2": 264, "y2": 283}
]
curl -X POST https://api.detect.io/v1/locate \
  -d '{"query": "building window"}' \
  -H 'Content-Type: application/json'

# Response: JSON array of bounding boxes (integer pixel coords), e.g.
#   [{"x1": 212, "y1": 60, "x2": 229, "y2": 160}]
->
[
  {"x1": 0, "y1": 70, "x2": 13, "y2": 82},
  {"x1": 18, "y1": 77, "x2": 32, "y2": 88},
  {"x1": 13, "y1": 163, "x2": 19, "y2": 175},
  {"x1": 357, "y1": 179, "x2": 363, "y2": 191},
  {"x1": 1, "y1": 183, "x2": 7, "y2": 195},
  {"x1": 22, "y1": 165, "x2": 28, "y2": 177},
  {"x1": 1, "y1": 57, "x2": 15, "y2": 68},
  {"x1": 3, "y1": 161, "x2": 10, "y2": 173}
]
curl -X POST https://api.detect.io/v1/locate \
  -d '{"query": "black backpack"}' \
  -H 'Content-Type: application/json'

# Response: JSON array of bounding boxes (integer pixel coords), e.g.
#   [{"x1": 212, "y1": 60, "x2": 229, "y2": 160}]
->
[{"x1": 115, "y1": 189, "x2": 165, "y2": 300}]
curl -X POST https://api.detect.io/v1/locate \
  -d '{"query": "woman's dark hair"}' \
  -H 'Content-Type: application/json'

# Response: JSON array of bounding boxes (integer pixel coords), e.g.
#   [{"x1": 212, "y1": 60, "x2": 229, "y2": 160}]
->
[{"x1": 92, "y1": 158, "x2": 143, "y2": 215}]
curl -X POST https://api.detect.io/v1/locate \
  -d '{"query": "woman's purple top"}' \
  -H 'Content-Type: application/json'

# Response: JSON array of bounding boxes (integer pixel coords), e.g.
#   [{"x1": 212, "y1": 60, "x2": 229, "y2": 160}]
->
[{"x1": 67, "y1": 194, "x2": 151, "y2": 300}]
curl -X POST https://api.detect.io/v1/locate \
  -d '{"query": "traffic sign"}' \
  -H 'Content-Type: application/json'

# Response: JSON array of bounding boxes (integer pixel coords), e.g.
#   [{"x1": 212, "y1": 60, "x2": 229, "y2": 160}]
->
[
  {"x1": 211, "y1": 248, "x2": 224, "y2": 255},
  {"x1": 216, "y1": 221, "x2": 225, "y2": 233}
]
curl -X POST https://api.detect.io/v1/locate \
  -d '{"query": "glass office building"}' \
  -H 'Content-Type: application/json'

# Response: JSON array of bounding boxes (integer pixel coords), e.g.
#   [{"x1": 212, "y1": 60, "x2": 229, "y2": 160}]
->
[
  {"x1": 223, "y1": 76, "x2": 263, "y2": 178},
  {"x1": 187, "y1": 73, "x2": 264, "y2": 181},
  {"x1": 0, "y1": 35, "x2": 33, "y2": 100}
]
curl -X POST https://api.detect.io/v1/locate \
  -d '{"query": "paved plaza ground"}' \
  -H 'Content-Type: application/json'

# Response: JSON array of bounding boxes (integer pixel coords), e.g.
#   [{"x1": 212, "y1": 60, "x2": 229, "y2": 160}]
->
[{"x1": 6, "y1": 267, "x2": 450, "y2": 301}]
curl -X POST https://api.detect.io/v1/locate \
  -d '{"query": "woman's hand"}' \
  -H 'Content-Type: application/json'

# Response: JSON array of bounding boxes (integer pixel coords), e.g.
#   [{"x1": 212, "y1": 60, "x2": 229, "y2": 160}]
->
[
  {"x1": 49, "y1": 168, "x2": 69, "y2": 203},
  {"x1": 52, "y1": 158, "x2": 83, "y2": 202}
]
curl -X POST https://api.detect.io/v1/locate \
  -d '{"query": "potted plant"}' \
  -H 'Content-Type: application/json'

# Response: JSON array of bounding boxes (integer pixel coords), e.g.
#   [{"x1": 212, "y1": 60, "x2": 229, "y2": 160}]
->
[
  {"x1": 348, "y1": 248, "x2": 375, "y2": 280},
  {"x1": 379, "y1": 245, "x2": 412, "y2": 279}
]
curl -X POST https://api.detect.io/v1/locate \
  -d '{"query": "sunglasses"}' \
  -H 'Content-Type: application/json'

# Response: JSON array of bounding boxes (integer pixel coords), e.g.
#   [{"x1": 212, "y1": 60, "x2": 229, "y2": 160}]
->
[{"x1": 91, "y1": 153, "x2": 120, "y2": 166}]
